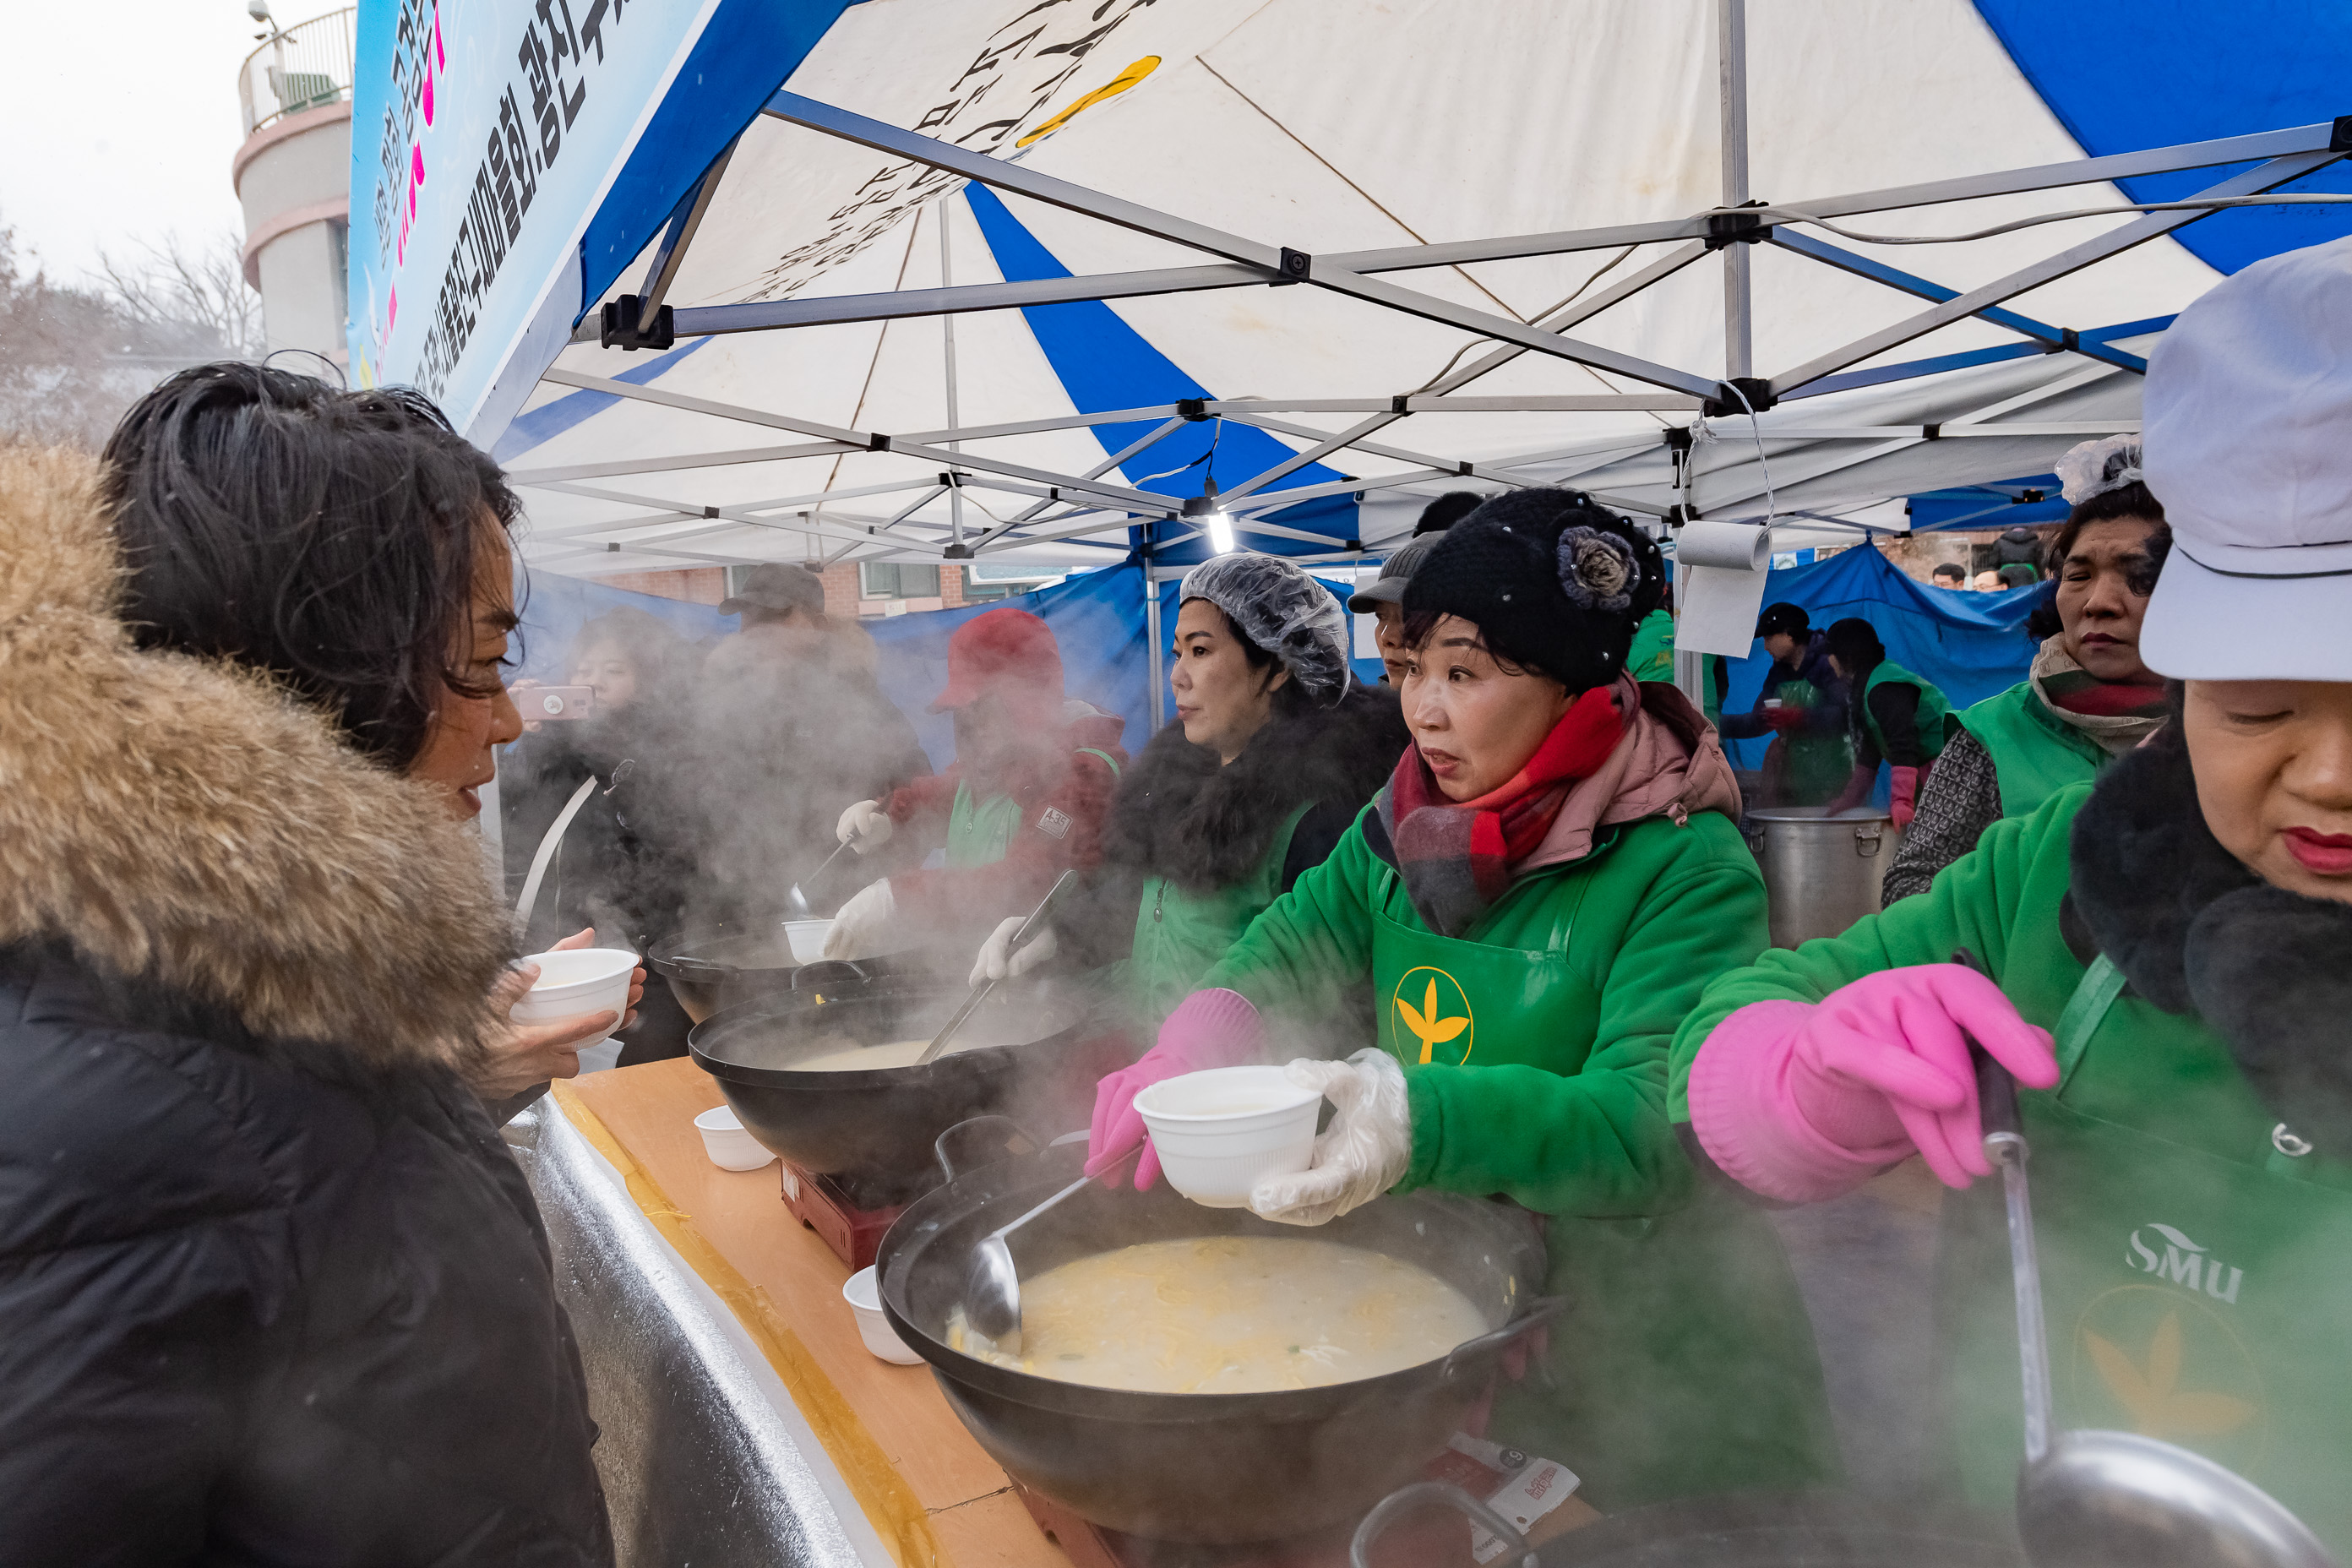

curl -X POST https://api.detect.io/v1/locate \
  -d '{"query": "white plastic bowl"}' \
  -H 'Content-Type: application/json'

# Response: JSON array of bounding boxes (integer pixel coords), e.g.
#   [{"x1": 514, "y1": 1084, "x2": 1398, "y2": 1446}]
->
[
  {"x1": 842, "y1": 1266, "x2": 923, "y2": 1364},
  {"x1": 510, "y1": 947, "x2": 638, "y2": 1049},
  {"x1": 1135, "y1": 1064, "x2": 1322, "y2": 1209},
  {"x1": 694, "y1": 1104, "x2": 776, "y2": 1172},
  {"x1": 782, "y1": 919, "x2": 834, "y2": 966}
]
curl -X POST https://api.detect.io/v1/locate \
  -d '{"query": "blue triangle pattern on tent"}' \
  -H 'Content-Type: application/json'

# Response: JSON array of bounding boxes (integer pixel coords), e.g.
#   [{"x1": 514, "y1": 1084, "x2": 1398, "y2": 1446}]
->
[{"x1": 961, "y1": 183, "x2": 1360, "y2": 563}]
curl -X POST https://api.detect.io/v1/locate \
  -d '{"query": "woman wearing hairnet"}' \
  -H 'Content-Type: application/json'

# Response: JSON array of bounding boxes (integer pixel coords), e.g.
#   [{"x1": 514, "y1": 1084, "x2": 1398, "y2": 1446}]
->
[
  {"x1": 971, "y1": 555, "x2": 1408, "y2": 1039},
  {"x1": 1083, "y1": 492, "x2": 1838, "y2": 1509}
]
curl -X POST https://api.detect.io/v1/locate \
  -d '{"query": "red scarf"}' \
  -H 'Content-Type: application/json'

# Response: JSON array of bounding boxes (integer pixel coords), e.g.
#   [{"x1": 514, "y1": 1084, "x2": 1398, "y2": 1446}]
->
[{"x1": 1378, "y1": 685, "x2": 1626, "y2": 936}]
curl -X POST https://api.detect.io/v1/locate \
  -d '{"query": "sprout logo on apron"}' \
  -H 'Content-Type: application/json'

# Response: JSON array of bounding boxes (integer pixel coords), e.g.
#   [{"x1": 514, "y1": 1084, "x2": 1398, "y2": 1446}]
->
[
  {"x1": 2066, "y1": 1223, "x2": 2267, "y2": 1474},
  {"x1": 1391, "y1": 966, "x2": 1474, "y2": 1064}
]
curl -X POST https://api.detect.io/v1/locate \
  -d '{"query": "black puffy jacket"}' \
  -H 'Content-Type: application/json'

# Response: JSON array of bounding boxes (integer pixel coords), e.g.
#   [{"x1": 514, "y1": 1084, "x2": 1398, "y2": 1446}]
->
[{"x1": 0, "y1": 449, "x2": 610, "y2": 1565}]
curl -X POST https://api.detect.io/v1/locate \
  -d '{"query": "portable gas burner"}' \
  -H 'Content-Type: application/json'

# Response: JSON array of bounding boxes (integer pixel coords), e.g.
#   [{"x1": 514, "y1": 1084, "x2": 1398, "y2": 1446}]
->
[{"x1": 779, "y1": 1161, "x2": 926, "y2": 1271}]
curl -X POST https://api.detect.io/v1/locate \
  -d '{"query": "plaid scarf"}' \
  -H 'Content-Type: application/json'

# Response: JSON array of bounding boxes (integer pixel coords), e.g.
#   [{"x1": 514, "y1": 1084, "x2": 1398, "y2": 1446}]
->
[
  {"x1": 1377, "y1": 684, "x2": 1625, "y2": 937},
  {"x1": 2029, "y1": 636, "x2": 2168, "y2": 755}
]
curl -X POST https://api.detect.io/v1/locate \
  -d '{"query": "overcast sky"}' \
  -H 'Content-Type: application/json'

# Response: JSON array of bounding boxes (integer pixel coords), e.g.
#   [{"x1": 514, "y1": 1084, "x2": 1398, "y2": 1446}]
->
[{"x1": 3, "y1": 1, "x2": 347, "y2": 282}]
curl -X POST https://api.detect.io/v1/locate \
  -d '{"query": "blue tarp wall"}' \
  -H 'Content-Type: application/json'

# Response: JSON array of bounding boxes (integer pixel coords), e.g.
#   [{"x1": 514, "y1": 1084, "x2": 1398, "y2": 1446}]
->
[{"x1": 1714, "y1": 546, "x2": 2048, "y2": 780}]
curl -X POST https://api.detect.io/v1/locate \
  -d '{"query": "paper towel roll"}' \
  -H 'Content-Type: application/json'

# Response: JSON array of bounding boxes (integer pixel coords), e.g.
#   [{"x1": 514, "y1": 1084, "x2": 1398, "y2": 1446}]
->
[{"x1": 1675, "y1": 520, "x2": 1772, "y2": 571}]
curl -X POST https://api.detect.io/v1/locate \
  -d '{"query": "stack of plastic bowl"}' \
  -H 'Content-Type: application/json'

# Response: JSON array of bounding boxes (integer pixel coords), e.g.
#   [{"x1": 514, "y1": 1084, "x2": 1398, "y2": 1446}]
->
[
  {"x1": 512, "y1": 947, "x2": 639, "y2": 1049},
  {"x1": 694, "y1": 1105, "x2": 776, "y2": 1171},
  {"x1": 842, "y1": 1266, "x2": 923, "y2": 1364}
]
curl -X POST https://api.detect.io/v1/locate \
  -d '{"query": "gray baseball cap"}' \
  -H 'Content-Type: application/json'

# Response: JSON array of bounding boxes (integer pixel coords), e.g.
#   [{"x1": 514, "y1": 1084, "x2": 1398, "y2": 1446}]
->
[{"x1": 1348, "y1": 536, "x2": 1440, "y2": 611}]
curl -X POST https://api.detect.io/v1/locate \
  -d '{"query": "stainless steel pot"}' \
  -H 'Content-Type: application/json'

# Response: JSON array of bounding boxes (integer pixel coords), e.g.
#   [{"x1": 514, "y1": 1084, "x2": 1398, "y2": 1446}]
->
[
  {"x1": 1742, "y1": 806, "x2": 1900, "y2": 948},
  {"x1": 878, "y1": 1124, "x2": 1554, "y2": 1544}
]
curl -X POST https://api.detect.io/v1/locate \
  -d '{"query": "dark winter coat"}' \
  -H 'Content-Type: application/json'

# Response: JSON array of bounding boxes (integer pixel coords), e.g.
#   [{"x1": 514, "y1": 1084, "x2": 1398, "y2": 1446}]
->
[
  {"x1": 0, "y1": 448, "x2": 611, "y2": 1565},
  {"x1": 501, "y1": 709, "x2": 696, "y2": 953},
  {"x1": 1071, "y1": 686, "x2": 1409, "y2": 1027}
]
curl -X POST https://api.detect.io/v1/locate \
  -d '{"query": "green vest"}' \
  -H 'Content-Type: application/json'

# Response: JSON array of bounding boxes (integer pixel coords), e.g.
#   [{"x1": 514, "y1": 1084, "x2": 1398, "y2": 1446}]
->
[
  {"x1": 1860, "y1": 659, "x2": 1953, "y2": 762},
  {"x1": 1672, "y1": 787, "x2": 2352, "y2": 1555},
  {"x1": 1626, "y1": 608, "x2": 1676, "y2": 684},
  {"x1": 1123, "y1": 803, "x2": 1312, "y2": 1027},
  {"x1": 1207, "y1": 814, "x2": 1839, "y2": 1507},
  {"x1": 945, "y1": 748, "x2": 1122, "y2": 869},
  {"x1": 1958, "y1": 679, "x2": 2110, "y2": 819}
]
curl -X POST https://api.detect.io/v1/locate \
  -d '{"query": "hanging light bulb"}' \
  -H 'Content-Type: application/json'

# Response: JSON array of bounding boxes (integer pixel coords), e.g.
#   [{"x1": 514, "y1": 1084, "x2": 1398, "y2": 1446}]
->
[{"x1": 1182, "y1": 477, "x2": 1238, "y2": 555}]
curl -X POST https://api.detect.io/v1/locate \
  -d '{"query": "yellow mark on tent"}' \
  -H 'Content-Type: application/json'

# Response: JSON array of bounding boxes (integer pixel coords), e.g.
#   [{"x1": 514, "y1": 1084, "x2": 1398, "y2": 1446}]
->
[{"x1": 1017, "y1": 57, "x2": 1161, "y2": 148}]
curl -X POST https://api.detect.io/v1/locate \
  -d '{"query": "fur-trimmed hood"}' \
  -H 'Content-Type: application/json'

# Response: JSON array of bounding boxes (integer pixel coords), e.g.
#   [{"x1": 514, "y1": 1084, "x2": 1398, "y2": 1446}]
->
[
  {"x1": 2070, "y1": 728, "x2": 2352, "y2": 1158},
  {"x1": 1102, "y1": 684, "x2": 1409, "y2": 892},
  {"x1": 0, "y1": 447, "x2": 514, "y2": 1072}
]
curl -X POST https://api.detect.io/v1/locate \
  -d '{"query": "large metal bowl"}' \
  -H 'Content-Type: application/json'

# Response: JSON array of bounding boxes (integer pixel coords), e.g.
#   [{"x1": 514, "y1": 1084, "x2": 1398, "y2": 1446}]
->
[
  {"x1": 878, "y1": 1130, "x2": 1552, "y2": 1544},
  {"x1": 688, "y1": 974, "x2": 1099, "y2": 1200}
]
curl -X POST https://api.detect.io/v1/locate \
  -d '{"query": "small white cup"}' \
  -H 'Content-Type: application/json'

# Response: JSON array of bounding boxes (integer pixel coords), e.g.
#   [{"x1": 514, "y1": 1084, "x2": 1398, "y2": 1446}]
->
[
  {"x1": 842, "y1": 1266, "x2": 923, "y2": 1364},
  {"x1": 783, "y1": 918, "x2": 834, "y2": 966},
  {"x1": 1762, "y1": 698, "x2": 1783, "y2": 710},
  {"x1": 694, "y1": 1104, "x2": 776, "y2": 1171},
  {"x1": 510, "y1": 947, "x2": 637, "y2": 1049},
  {"x1": 1135, "y1": 1064, "x2": 1322, "y2": 1209}
]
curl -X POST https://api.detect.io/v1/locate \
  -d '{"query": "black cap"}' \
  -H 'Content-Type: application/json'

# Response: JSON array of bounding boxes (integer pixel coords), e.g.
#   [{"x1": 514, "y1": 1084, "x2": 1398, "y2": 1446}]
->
[
  {"x1": 1756, "y1": 602, "x2": 1810, "y2": 639},
  {"x1": 1413, "y1": 491, "x2": 1485, "y2": 536},
  {"x1": 1402, "y1": 489, "x2": 1664, "y2": 692},
  {"x1": 719, "y1": 563, "x2": 827, "y2": 618}
]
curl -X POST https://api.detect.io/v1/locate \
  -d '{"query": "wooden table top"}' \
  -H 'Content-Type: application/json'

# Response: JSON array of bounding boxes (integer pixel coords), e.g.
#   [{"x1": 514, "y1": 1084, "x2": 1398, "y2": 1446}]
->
[{"x1": 555, "y1": 1055, "x2": 1058, "y2": 1568}]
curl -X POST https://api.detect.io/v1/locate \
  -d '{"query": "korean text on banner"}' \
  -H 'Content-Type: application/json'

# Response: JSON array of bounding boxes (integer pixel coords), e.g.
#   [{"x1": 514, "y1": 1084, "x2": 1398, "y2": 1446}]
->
[{"x1": 347, "y1": 0, "x2": 719, "y2": 432}]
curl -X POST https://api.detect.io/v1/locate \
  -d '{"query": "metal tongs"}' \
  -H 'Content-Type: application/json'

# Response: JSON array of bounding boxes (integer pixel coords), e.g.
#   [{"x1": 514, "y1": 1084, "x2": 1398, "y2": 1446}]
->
[
  {"x1": 1954, "y1": 949, "x2": 2335, "y2": 1568},
  {"x1": 913, "y1": 868, "x2": 1075, "y2": 1067}
]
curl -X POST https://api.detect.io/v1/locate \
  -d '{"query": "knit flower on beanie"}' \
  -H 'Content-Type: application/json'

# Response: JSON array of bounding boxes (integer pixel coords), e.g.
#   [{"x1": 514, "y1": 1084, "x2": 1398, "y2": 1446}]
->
[{"x1": 1557, "y1": 525, "x2": 1640, "y2": 613}]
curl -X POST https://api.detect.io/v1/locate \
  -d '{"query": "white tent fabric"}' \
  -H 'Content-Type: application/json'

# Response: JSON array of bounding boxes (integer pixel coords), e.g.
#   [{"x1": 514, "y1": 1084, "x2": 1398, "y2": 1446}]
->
[{"x1": 422, "y1": 0, "x2": 2299, "y2": 580}]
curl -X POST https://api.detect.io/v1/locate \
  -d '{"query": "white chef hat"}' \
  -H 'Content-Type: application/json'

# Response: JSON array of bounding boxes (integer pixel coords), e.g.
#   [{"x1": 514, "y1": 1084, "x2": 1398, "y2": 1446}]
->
[{"x1": 2141, "y1": 235, "x2": 2352, "y2": 680}]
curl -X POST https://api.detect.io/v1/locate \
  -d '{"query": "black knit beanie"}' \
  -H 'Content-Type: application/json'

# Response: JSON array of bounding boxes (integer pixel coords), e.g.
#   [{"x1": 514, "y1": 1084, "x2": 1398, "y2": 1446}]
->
[{"x1": 1401, "y1": 489, "x2": 1666, "y2": 693}]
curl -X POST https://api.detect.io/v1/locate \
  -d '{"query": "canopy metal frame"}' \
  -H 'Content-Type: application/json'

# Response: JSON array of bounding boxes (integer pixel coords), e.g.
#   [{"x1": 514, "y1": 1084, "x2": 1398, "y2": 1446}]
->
[{"x1": 507, "y1": 2, "x2": 2349, "y2": 579}]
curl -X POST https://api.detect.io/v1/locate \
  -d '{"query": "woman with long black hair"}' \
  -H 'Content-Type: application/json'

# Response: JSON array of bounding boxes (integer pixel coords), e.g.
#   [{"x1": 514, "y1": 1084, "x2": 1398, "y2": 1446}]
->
[{"x1": 0, "y1": 365, "x2": 612, "y2": 1564}]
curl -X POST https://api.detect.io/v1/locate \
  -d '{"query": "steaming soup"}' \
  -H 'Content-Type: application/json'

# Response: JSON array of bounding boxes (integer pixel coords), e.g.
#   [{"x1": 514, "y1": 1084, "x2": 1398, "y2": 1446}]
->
[
  {"x1": 945, "y1": 1235, "x2": 1487, "y2": 1393},
  {"x1": 790, "y1": 1038, "x2": 988, "y2": 1072}
]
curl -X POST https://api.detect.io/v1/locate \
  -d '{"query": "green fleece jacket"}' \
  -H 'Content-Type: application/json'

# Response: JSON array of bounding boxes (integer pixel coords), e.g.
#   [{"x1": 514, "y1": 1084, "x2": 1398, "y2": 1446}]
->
[{"x1": 1205, "y1": 808, "x2": 1766, "y2": 1214}]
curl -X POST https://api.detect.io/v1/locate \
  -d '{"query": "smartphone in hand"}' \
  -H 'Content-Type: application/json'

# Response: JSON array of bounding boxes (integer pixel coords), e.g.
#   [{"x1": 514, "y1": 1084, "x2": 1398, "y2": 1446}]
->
[{"x1": 526, "y1": 685, "x2": 596, "y2": 721}]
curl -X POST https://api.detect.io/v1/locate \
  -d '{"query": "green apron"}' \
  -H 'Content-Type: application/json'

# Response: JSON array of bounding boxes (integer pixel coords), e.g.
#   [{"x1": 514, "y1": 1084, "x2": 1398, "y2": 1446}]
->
[
  {"x1": 1368, "y1": 858, "x2": 1840, "y2": 1506},
  {"x1": 1768, "y1": 672, "x2": 1857, "y2": 807},
  {"x1": 1958, "y1": 681, "x2": 2108, "y2": 819},
  {"x1": 1126, "y1": 803, "x2": 1312, "y2": 1028},
  {"x1": 1946, "y1": 957, "x2": 2352, "y2": 1553},
  {"x1": 945, "y1": 748, "x2": 1122, "y2": 869},
  {"x1": 1859, "y1": 661, "x2": 1954, "y2": 763}
]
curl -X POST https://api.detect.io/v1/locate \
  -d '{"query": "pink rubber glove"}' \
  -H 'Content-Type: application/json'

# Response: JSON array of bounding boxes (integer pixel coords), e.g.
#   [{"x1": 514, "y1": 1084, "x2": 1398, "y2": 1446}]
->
[
  {"x1": 1686, "y1": 965, "x2": 2058, "y2": 1201},
  {"x1": 1086, "y1": 988, "x2": 1263, "y2": 1190},
  {"x1": 1888, "y1": 765, "x2": 1920, "y2": 830}
]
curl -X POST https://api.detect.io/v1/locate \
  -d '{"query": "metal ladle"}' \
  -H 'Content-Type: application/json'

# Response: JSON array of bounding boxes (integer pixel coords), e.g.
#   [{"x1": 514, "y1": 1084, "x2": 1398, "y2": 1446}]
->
[
  {"x1": 1966, "y1": 983, "x2": 2337, "y2": 1568},
  {"x1": 785, "y1": 841, "x2": 852, "y2": 919},
  {"x1": 914, "y1": 868, "x2": 1075, "y2": 1068},
  {"x1": 963, "y1": 1137, "x2": 1139, "y2": 1354}
]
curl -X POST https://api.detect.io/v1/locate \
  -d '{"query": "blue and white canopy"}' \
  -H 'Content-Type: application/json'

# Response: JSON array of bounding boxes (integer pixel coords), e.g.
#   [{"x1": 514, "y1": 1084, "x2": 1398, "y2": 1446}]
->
[{"x1": 350, "y1": 0, "x2": 2352, "y2": 585}]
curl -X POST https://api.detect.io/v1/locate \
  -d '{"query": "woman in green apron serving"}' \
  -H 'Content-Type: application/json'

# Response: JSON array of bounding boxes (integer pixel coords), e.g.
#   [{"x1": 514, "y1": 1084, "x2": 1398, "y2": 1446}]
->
[
  {"x1": 1822, "y1": 616, "x2": 1956, "y2": 829},
  {"x1": 825, "y1": 607, "x2": 1127, "y2": 958},
  {"x1": 966, "y1": 553, "x2": 1407, "y2": 1035},
  {"x1": 1881, "y1": 439, "x2": 2172, "y2": 904},
  {"x1": 1673, "y1": 237, "x2": 2352, "y2": 1553},
  {"x1": 1085, "y1": 493, "x2": 1838, "y2": 1509}
]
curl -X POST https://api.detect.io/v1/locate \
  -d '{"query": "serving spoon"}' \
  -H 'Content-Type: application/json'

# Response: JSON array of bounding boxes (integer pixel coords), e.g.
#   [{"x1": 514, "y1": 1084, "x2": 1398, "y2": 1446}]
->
[
  {"x1": 964, "y1": 1137, "x2": 1140, "y2": 1355},
  {"x1": 914, "y1": 869, "x2": 1075, "y2": 1067},
  {"x1": 785, "y1": 841, "x2": 853, "y2": 919},
  {"x1": 1957, "y1": 949, "x2": 2336, "y2": 1568}
]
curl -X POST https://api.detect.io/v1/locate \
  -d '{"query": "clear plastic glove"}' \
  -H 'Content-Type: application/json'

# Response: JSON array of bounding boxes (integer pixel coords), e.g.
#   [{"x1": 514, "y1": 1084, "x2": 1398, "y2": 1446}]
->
[
  {"x1": 470, "y1": 928, "x2": 645, "y2": 1101},
  {"x1": 1086, "y1": 988, "x2": 1262, "y2": 1190},
  {"x1": 1686, "y1": 964, "x2": 2059, "y2": 1201},
  {"x1": 968, "y1": 914, "x2": 1057, "y2": 987},
  {"x1": 1249, "y1": 1050, "x2": 1412, "y2": 1227},
  {"x1": 836, "y1": 798, "x2": 893, "y2": 854},
  {"x1": 1889, "y1": 765, "x2": 1922, "y2": 830},
  {"x1": 822, "y1": 879, "x2": 898, "y2": 960}
]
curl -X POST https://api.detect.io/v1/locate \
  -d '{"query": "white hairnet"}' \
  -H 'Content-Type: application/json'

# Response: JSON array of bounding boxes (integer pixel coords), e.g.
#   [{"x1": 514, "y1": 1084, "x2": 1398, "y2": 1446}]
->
[{"x1": 1178, "y1": 553, "x2": 1353, "y2": 702}]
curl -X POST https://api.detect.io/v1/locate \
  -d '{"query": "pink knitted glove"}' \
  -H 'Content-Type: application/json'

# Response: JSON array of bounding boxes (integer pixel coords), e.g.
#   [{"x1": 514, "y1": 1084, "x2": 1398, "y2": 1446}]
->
[
  {"x1": 1086, "y1": 988, "x2": 1263, "y2": 1190},
  {"x1": 1888, "y1": 765, "x2": 1921, "y2": 830},
  {"x1": 1686, "y1": 965, "x2": 2058, "y2": 1201}
]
